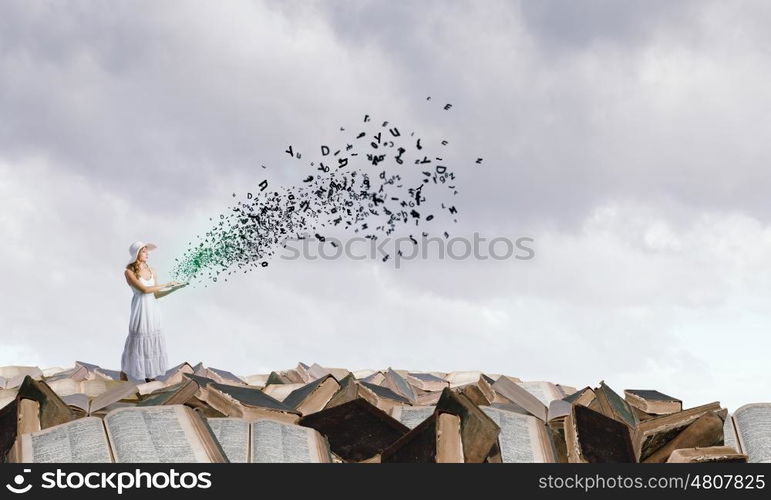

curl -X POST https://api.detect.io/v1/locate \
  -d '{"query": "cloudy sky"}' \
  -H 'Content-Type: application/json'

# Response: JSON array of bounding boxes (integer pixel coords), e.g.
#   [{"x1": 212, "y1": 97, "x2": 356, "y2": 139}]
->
[{"x1": 2, "y1": 0, "x2": 770, "y2": 410}]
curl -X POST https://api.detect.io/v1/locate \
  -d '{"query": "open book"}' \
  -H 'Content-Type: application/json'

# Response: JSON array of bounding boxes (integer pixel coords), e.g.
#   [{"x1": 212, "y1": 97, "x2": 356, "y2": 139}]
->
[
  {"x1": 481, "y1": 406, "x2": 556, "y2": 463},
  {"x1": 207, "y1": 417, "x2": 332, "y2": 463},
  {"x1": 0, "y1": 366, "x2": 44, "y2": 390},
  {"x1": 724, "y1": 403, "x2": 771, "y2": 463},
  {"x1": 391, "y1": 405, "x2": 436, "y2": 430},
  {"x1": 0, "y1": 389, "x2": 17, "y2": 411},
  {"x1": 636, "y1": 401, "x2": 721, "y2": 461},
  {"x1": 300, "y1": 398, "x2": 409, "y2": 462},
  {"x1": 60, "y1": 382, "x2": 139, "y2": 416},
  {"x1": 491, "y1": 376, "x2": 548, "y2": 422},
  {"x1": 516, "y1": 381, "x2": 568, "y2": 407},
  {"x1": 13, "y1": 405, "x2": 227, "y2": 463},
  {"x1": 380, "y1": 412, "x2": 465, "y2": 463}
]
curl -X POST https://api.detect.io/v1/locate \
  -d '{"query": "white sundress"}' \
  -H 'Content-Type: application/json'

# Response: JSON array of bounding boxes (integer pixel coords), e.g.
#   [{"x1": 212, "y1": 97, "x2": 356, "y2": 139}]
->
[{"x1": 121, "y1": 270, "x2": 168, "y2": 380}]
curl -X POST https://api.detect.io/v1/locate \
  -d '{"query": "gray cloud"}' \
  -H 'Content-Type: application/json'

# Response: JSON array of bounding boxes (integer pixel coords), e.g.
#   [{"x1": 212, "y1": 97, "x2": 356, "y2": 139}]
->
[{"x1": 2, "y1": 0, "x2": 771, "y2": 410}]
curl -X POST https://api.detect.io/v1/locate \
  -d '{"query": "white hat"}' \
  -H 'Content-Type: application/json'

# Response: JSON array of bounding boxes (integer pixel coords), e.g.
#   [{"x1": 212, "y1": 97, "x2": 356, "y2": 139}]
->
[{"x1": 128, "y1": 241, "x2": 157, "y2": 265}]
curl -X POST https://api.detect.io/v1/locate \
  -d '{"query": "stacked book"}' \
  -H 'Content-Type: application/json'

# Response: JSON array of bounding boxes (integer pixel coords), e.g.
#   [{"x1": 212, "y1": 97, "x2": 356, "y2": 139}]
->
[{"x1": 0, "y1": 363, "x2": 768, "y2": 463}]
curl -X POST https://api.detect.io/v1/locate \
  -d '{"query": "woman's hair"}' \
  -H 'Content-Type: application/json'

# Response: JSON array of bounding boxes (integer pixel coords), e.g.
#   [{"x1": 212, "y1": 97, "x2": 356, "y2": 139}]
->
[
  {"x1": 126, "y1": 246, "x2": 145, "y2": 278},
  {"x1": 126, "y1": 259, "x2": 141, "y2": 278}
]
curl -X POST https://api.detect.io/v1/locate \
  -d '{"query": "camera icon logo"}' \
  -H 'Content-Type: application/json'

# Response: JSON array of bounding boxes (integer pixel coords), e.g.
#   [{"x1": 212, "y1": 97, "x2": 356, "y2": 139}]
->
[{"x1": 5, "y1": 469, "x2": 33, "y2": 494}]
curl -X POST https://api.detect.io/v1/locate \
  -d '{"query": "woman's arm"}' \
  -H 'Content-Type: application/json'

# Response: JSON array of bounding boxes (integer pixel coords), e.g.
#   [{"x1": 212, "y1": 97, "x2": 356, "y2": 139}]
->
[
  {"x1": 151, "y1": 268, "x2": 187, "y2": 299},
  {"x1": 154, "y1": 282, "x2": 188, "y2": 299},
  {"x1": 124, "y1": 269, "x2": 173, "y2": 294}
]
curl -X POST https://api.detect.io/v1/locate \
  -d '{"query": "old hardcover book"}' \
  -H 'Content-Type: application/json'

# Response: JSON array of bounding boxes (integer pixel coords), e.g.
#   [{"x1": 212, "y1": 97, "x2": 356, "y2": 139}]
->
[
  {"x1": 134, "y1": 362, "x2": 196, "y2": 395},
  {"x1": 282, "y1": 375, "x2": 340, "y2": 415},
  {"x1": 0, "y1": 389, "x2": 17, "y2": 412},
  {"x1": 491, "y1": 376, "x2": 548, "y2": 422},
  {"x1": 436, "y1": 413, "x2": 464, "y2": 462},
  {"x1": 445, "y1": 371, "x2": 499, "y2": 388},
  {"x1": 563, "y1": 386, "x2": 596, "y2": 406},
  {"x1": 434, "y1": 388, "x2": 500, "y2": 463},
  {"x1": 262, "y1": 383, "x2": 305, "y2": 401},
  {"x1": 13, "y1": 405, "x2": 227, "y2": 463},
  {"x1": 481, "y1": 406, "x2": 556, "y2": 463},
  {"x1": 242, "y1": 373, "x2": 269, "y2": 388},
  {"x1": 207, "y1": 417, "x2": 331, "y2": 463},
  {"x1": 360, "y1": 371, "x2": 385, "y2": 385},
  {"x1": 136, "y1": 376, "x2": 199, "y2": 407},
  {"x1": 0, "y1": 400, "x2": 20, "y2": 462},
  {"x1": 324, "y1": 374, "x2": 379, "y2": 410},
  {"x1": 546, "y1": 399, "x2": 573, "y2": 463},
  {"x1": 456, "y1": 375, "x2": 495, "y2": 406},
  {"x1": 299, "y1": 398, "x2": 409, "y2": 462},
  {"x1": 47, "y1": 378, "x2": 130, "y2": 401},
  {"x1": 294, "y1": 362, "x2": 313, "y2": 383},
  {"x1": 266, "y1": 371, "x2": 293, "y2": 385},
  {"x1": 516, "y1": 381, "x2": 567, "y2": 406},
  {"x1": 415, "y1": 389, "x2": 443, "y2": 406},
  {"x1": 636, "y1": 401, "x2": 722, "y2": 461},
  {"x1": 307, "y1": 363, "x2": 350, "y2": 382},
  {"x1": 351, "y1": 369, "x2": 378, "y2": 380},
  {"x1": 43, "y1": 365, "x2": 89, "y2": 384},
  {"x1": 547, "y1": 399, "x2": 573, "y2": 423},
  {"x1": 74, "y1": 361, "x2": 123, "y2": 381},
  {"x1": 565, "y1": 404, "x2": 636, "y2": 463},
  {"x1": 667, "y1": 446, "x2": 748, "y2": 463},
  {"x1": 380, "y1": 412, "x2": 464, "y2": 463},
  {"x1": 194, "y1": 367, "x2": 247, "y2": 386},
  {"x1": 631, "y1": 405, "x2": 657, "y2": 422},
  {"x1": 60, "y1": 382, "x2": 139, "y2": 416},
  {"x1": 406, "y1": 372, "x2": 449, "y2": 392},
  {"x1": 391, "y1": 405, "x2": 436, "y2": 429},
  {"x1": 0, "y1": 367, "x2": 44, "y2": 390},
  {"x1": 643, "y1": 411, "x2": 724, "y2": 463},
  {"x1": 199, "y1": 382, "x2": 301, "y2": 424},
  {"x1": 624, "y1": 389, "x2": 682, "y2": 415},
  {"x1": 380, "y1": 413, "x2": 440, "y2": 463},
  {"x1": 382, "y1": 368, "x2": 418, "y2": 403},
  {"x1": 594, "y1": 381, "x2": 637, "y2": 429},
  {"x1": 16, "y1": 376, "x2": 77, "y2": 431},
  {"x1": 358, "y1": 380, "x2": 412, "y2": 413},
  {"x1": 725, "y1": 403, "x2": 771, "y2": 463}
]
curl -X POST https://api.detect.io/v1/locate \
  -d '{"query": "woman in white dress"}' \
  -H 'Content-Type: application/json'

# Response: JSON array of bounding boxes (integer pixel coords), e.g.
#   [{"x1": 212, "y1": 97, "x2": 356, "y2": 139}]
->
[{"x1": 121, "y1": 241, "x2": 187, "y2": 383}]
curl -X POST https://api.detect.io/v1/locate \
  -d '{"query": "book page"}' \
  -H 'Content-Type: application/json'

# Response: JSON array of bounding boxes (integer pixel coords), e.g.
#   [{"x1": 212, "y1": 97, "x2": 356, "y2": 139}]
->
[
  {"x1": 20, "y1": 417, "x2": 112, "y2": 463},
  {"x1": 517, "y1": 381, "x2": 561, "y2": 406},
  {"x1": 90, "y1": 382, "x2": 138, "y2": 414},
  {"x1": 445, "y1": 371, "x2": 483, "y2": 388},
  {"x1": 47, "y1": 378, "x2": 82, "y2": 398},
  {"x1": 61, "y1": 393, "x2": 90, "y2": 412},
  {"x1": 734, "y1": 403, "x2": 771, "y2": 463},
  {"x1": 82, "y1": 379, "x2": 115, "y2": 398},
  {"x1": 723, "y1": 415, "x2": 740, "y2": 453},
  {"x1": 392, "y1": 405, "x2": 435, "y2": 429},
  {"x1": 207, "y1": 418, "x2": 250, "y2": 463},
  {"x1": 0, "y1": 366, "x2": 43, "y2": 379},
  {"x1": 105, "y1": 406, "x2": 208, "y2": 463},
  {"x1": 481, "y1": 406, "x2": 544, "y2": 463},
  {"x1": 251, "y1": 419, "x2": 320, "y2": 463},
  {"x1": 0, "y1": 388, "x2": 17, "y2": 410},
  {"x1": 491, "y1": 377, "x2": 547, "y2": 421}
]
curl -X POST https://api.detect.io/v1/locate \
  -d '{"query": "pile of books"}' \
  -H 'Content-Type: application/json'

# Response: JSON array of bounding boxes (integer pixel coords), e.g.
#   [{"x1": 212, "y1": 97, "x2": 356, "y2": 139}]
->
[{"x1": 0, "y1": 362, "x2": 768, "y2": 463}]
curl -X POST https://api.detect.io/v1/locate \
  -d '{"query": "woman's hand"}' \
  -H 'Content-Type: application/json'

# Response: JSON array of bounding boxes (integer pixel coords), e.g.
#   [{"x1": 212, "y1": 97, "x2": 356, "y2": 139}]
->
[{"x1": 154, "y1": 281, "x2": 188, "y2": 299}]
